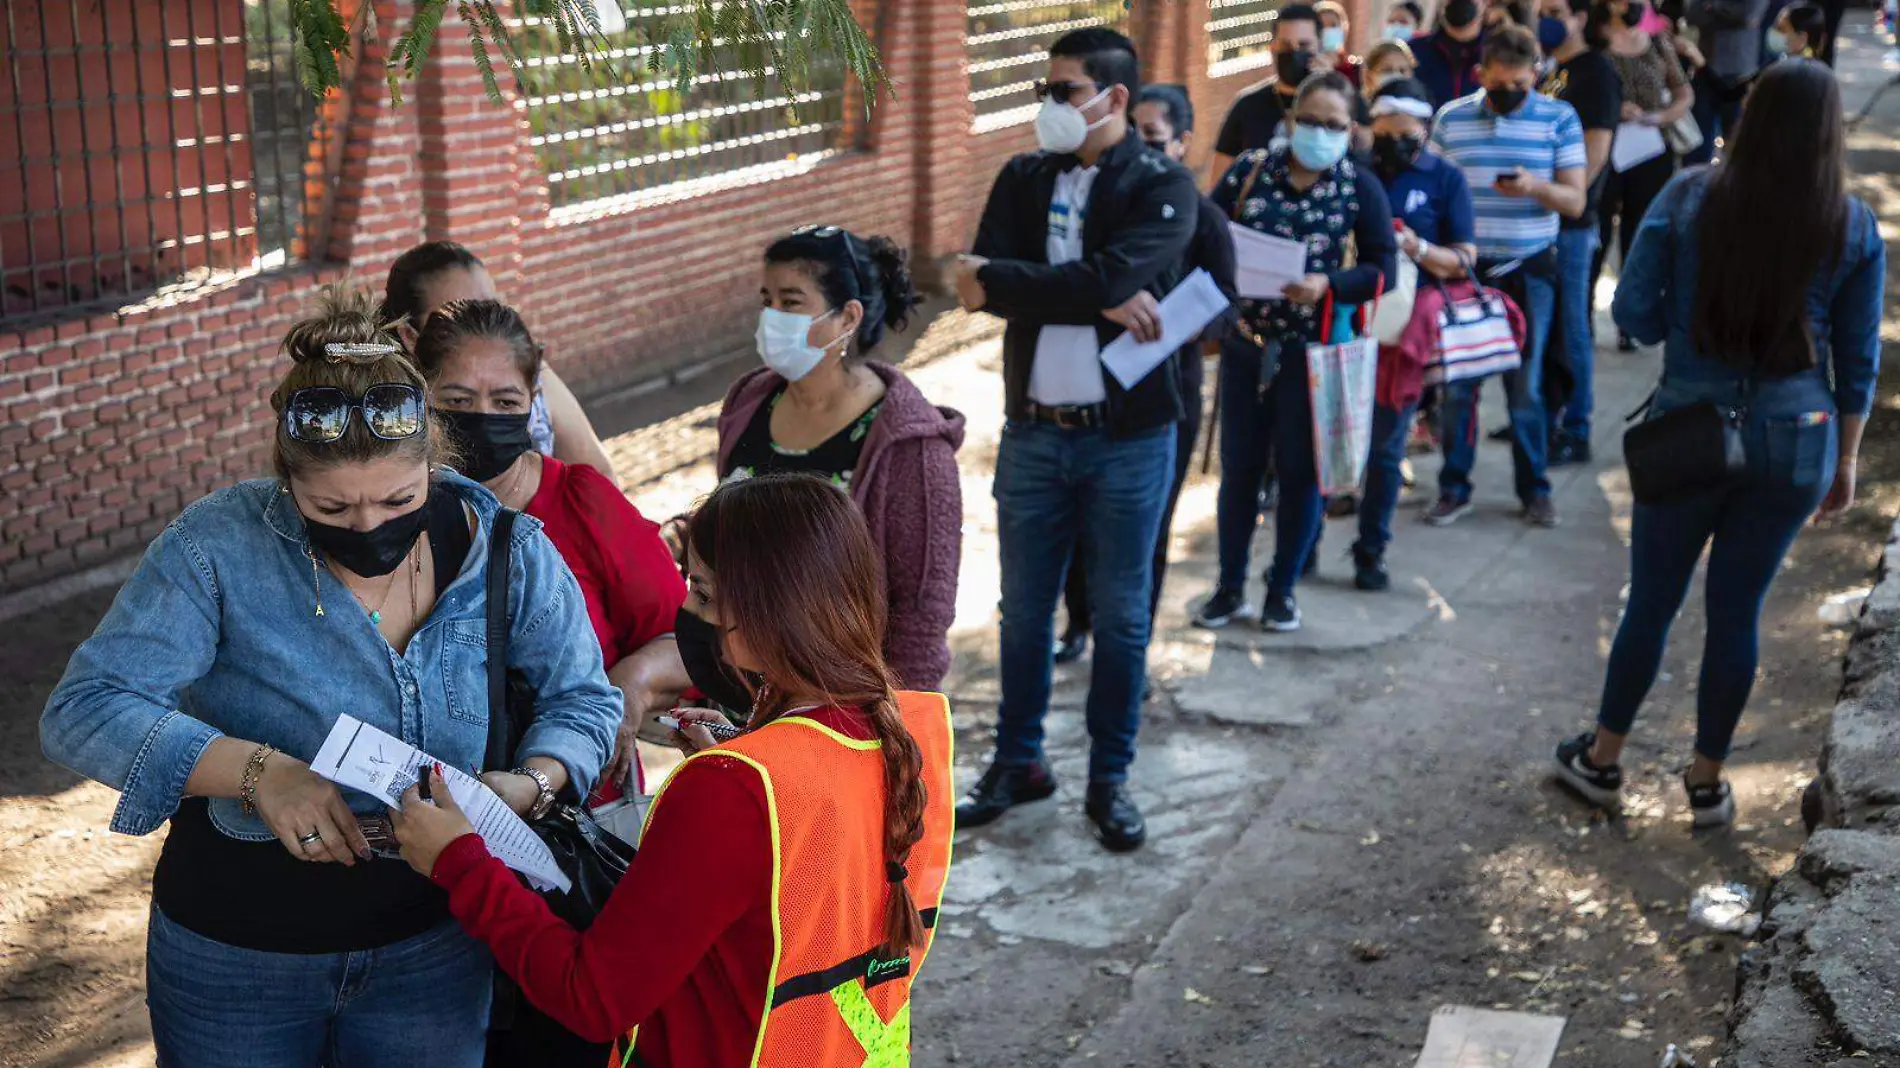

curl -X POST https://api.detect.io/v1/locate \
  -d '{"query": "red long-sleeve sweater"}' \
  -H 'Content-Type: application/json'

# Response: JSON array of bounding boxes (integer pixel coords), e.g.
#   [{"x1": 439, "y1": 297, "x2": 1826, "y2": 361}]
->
[{"x1": 431, "y1": 706, "x2": 873, "y2": 1067}]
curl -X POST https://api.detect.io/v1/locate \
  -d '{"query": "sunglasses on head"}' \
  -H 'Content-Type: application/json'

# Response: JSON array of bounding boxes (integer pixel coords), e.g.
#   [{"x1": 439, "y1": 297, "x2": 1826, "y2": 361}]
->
[
  {"x1": 793, "y1": 224, "x2": 845, "y2": 239},
  {"x1": 1032, "y1": 79, "x2": 1099, "y2": 103},
  {"x1": 283, "y1": 384, "x2": 425, "y2": 444}
]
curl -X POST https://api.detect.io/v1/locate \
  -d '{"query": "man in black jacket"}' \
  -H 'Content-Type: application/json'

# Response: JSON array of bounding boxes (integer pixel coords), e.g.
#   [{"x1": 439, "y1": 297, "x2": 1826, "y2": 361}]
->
[{"x1": 951, "y1": 28, "x2": 1199, "y2": 853}]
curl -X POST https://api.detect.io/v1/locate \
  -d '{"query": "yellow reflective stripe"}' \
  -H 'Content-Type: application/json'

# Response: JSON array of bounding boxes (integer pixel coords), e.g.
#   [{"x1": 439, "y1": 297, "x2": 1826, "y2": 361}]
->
[
  {"x1": 832, "y1": 979, "x2": 912, "y2": 1067},
  {"x1": 779, "y1": 715, "x2": 882, "y2": 751}
]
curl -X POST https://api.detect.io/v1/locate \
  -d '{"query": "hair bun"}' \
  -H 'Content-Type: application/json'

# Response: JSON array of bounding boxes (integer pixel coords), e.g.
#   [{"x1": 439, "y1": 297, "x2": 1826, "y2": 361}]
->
[{"x1": 862, "y1": 235, "x2": 924, "y2": 347}]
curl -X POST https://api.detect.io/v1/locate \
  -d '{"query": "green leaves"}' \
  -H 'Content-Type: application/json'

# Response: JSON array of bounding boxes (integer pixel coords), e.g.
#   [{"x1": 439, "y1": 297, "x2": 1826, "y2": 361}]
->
[{"x1": 288, "y1": 0, "x2": 886, "y2": 107}]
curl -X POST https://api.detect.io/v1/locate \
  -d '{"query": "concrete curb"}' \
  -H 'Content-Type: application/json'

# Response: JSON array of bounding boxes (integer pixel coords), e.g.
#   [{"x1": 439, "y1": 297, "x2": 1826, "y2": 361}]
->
[{"x1": 1722, "y1": 515, "x2": 1900, "y2": 1066}]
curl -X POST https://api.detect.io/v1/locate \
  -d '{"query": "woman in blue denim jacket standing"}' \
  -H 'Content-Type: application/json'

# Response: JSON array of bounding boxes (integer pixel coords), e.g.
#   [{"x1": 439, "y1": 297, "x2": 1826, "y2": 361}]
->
[
  {"x1": 39, "y1": 289, "x2": 621, "y2": 1067},
  {"x1": 1553, "y1": 59, "x2": 1884, "y2": 828}
]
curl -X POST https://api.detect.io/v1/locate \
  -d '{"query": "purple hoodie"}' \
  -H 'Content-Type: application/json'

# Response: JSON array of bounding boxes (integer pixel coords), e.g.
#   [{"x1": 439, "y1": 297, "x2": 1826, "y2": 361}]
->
[{"x1": 716, "y1": 362, "x2": 966, "y2": 690}]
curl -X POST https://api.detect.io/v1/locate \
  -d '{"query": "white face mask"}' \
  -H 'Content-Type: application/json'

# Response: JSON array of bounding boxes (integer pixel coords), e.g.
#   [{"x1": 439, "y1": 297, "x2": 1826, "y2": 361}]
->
[
  {"x1": 1035, "y1": 86, "x2": 1114, "y2": 155},
  {"x1": 754, "y1": 307, "x2": 840, "y2": 382}
]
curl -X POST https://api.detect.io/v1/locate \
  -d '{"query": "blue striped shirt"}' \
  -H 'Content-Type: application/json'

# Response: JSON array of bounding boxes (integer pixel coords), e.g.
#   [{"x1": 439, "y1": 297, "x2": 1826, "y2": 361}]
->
[{"x1": 1430, "y1": 91, "x2": 1586, "y2": 259}]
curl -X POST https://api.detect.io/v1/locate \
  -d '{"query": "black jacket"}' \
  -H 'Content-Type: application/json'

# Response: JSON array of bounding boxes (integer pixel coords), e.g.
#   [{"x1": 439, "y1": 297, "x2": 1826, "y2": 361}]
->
[{"x1": 972, "y1": 132, "x2": 1201, "y2": 437}]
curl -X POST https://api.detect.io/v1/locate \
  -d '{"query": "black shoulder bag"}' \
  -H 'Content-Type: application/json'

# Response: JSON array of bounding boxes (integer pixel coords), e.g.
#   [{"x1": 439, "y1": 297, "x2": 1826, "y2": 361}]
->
[
  {"x1": 483, "y1": 509, "x2": 635, "y2": 929},
  {"x1": 1622, "y1": 388, "x2": 1747, "y2": 505}
]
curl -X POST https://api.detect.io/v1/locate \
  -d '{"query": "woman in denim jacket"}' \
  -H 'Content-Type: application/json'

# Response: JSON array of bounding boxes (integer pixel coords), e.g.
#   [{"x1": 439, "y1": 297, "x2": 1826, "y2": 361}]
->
[
  {"x1": 40, "y1": 289, "x2": 621, "y2": 1067},
  {"x1": 1553, "y1": 59, "x2": 1884, "y2": 828}
]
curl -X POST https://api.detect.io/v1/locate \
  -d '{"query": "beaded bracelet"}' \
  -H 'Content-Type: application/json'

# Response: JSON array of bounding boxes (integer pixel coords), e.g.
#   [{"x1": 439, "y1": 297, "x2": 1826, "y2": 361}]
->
[{"x1": 239, "y1": 744, "x2": 277, "y2": 815}]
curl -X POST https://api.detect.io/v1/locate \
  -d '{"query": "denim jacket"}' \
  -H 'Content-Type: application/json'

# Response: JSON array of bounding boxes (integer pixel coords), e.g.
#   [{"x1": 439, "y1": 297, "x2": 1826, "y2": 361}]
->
[
  {"x1": 41, "y1": 472, "x2": 622, "y2": 841},
  {"x1": 1612, "y1": 168, "x2": 1886, "y2": 420}
]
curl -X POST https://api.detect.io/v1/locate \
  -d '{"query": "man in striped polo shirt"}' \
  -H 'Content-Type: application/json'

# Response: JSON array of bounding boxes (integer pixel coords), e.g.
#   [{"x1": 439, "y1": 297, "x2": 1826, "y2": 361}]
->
[{"x1": 1426, "y1": 24, "x2": 1586, "y2": 529}]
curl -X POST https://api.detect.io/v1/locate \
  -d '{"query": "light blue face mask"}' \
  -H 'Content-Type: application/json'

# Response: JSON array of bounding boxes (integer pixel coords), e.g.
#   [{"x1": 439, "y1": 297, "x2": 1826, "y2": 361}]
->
[
  {"x1": 1289, "y1": 122, "x2": 1351, "y2": 171},
  {"x1": 1766, "y1": 27, "x2": 1790, "y2": 53},
  {"x1": 1383, "y1": 22, "x2": 1416, "y2": 40},
  {"x1": 1321, "y1": 26, "x2": 1347, "y2": 52}
]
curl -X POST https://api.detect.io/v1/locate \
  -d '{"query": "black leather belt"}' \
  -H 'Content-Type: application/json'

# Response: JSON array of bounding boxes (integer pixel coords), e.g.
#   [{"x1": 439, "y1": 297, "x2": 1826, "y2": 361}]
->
[{"x1": 1025, "y1": 402, "x2": 1106, "y2": 429}]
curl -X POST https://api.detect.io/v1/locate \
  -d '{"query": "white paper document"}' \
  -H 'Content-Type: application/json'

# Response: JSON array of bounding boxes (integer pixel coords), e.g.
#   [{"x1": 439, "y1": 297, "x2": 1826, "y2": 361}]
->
[
  {"x1": 311, "y1": 715, "x2": 571, "y2": 893},
  {"x1": 1612, "y1": 122, "x2": 1667, "y2": 173},
  {"x1": 1229, "y1": 223, "x2": 1308, "y2": 300},
  {"x1": 1098, "y1": 269, "x2": 1229, "y2": 390},
  {"x1": 1413, "y1": 1005, "x2": 1566, "y2": 1068}
]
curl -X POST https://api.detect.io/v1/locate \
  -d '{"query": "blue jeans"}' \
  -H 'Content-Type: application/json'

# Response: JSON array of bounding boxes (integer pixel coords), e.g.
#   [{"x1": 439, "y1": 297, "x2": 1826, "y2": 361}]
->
[
  {"x1": 1687, "y1": 68, "x2": 1744, "y2": 166},
  {"x1": 1354, "y1": 401, "x2": 1419, "y2": 558},
  {"x1": 994, "y1": 420, "x2": 1175, "y2": 783},
  {"x1": 1215, "y1": 335, "x2": 1324, "y2": 600},
  {"x1": 1596, "y1": 397, "x2": 1837, "y2": 761},
  {"x1": 1437, "y1": 268, "x2": 1556, "y2": 506},
  {"x1": 1555, "y1": 226, "x2": 1598, "y2": 440},
  {"x1": 147, "y1": 907, "x2": 493, "y2": 1068}
]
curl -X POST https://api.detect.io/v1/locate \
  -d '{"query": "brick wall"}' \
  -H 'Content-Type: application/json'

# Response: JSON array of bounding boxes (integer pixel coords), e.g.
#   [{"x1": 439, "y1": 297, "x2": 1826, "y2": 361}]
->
[{"x1": 0, "y1": 0, "x2": 1331, "y2": 596}]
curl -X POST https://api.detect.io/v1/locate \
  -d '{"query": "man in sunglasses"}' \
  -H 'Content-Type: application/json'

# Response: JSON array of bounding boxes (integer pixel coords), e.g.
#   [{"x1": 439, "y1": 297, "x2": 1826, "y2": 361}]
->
[{"x1": 952, "y1": 28, "x2": 1200, "y2": 854}]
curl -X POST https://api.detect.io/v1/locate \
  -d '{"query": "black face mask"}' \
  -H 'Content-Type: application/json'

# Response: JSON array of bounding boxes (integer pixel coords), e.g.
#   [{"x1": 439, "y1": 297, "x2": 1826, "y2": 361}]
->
[
  {"x1": 1276, "y1": 48, "x2": 1315, "y2": 88},
  {"x1": 1444, "y1": 0, "x2": 1481, "y2": 28},
  {"x1": 674, "y1": 606, "x2": 760, "y2": 715},
  {"x1": 305, "y1": 502, "x2": 429, "y2": 578},
  {"x1": 436, "y1": 408, "x2": 533, "y2": 484},
  {"x1": 1371, "y1": 133, "x2": 1426, "y2": 176},
  {"x1": 1621, "y1": 1, "x2": 1648, "y2": 25},
  {"x1": 1486, "y1": 87, "x2": 1530, "y2": 114},
  {"x1": 1143, "y1": 138, "x2": 1172, "y2": 154}
]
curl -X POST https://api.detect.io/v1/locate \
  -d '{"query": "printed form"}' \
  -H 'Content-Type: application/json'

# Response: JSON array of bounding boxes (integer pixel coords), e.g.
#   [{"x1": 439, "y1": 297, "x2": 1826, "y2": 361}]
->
[{"x1": 312, "y1": 714, "x2": 571, "y2": 892}]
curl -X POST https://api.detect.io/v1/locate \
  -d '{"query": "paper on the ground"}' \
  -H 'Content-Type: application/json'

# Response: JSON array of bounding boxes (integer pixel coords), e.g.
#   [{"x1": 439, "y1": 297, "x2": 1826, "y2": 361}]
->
[
  {"x1": 1413, "y1": 1005, "x2": 1566, "y2": 1068},
  {"x1": 1230, "y1": 224, "x2": 1308, "y2": 300},
  {"x1": 1099, "y1": 269, "x2": 1229, "y2": 389},
  {"x1": 311, "y1": 715, "x2": 571, "y2": 893},
  {"x1": 1612, "y1": 122, "x2": 1667, "y2": 173}
]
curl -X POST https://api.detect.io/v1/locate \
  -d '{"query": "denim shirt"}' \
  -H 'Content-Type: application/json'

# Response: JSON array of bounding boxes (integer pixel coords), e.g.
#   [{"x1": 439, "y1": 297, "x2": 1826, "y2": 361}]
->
[
  {"x1": 1612, "y1": 168, "x2": 1886, "y2": 419},
  {"x1": 41, "y1": 472, "x2": 622, "y2": 842}
]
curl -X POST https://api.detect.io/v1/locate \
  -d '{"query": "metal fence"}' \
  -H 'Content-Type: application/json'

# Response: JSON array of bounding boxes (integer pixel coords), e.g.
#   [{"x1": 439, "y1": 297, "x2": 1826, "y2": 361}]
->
[
  {"x1": 0, "y1": 0, "x2": 324, "y2": 323},
  {"x1": 1207, "y1": 0, "x2": 1283, "y2": 79},
  {"x1": 518, "y1": 9, "x2": 851, "y2": 215},
  {"x1": 966, "y1": 0, "x2": 1128, "y2": 132}
]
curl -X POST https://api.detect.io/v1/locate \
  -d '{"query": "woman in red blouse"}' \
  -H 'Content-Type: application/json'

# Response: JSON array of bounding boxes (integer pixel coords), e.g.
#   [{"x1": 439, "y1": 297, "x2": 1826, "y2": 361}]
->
[
  {"x1": 388, "y1": 474, "x2": 952, "y2": 1068},
  {"x1": 412, "y1": 300, "x2": 685, "y2": 795}
]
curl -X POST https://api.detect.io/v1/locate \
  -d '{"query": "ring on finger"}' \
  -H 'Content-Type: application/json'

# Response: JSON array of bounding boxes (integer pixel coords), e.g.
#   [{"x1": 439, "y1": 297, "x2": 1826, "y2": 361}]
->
[{"x1": 298, "y1": 830, "x2": 323, "y2": 848}]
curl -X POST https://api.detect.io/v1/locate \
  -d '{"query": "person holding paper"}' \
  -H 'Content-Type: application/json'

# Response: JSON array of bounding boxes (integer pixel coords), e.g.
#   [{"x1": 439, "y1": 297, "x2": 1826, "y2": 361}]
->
[
  {"x1": 1196, "y1": 71, "x2": 1398, "y2": 633},
  {"x1": 1594, "y1": 0, "x2": 1694, "y2": 352},
  {"x1": 38, "y1": 289, "x2": 622, "y2": 1068},
  {"x1": 1356, "y1": 78, "x2": 1479, "y2": 592},
  {"x1": 1054, "y1": 84, "x2": 1240, "y2": 667},
  {"x1": 388, "y1": 474, "x2": 956, "y2": 1068},
  {"x1": 952, "y1": 28, "x2": 1197, "y2": 852},
  {"x1": 1540, "y1": 0, "x2": 1623, "y2": 464}
]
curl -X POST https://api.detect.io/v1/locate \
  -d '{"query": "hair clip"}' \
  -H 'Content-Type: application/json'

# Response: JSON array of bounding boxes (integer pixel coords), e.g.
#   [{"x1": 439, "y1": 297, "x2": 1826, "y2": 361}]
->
[{"x1": 324, "y1": 342, "x2": 402, "y2": 362}]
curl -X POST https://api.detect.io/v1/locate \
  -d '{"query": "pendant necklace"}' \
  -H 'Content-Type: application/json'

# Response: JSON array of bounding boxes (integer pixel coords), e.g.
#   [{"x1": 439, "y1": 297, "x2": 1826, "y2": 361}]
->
[{"x1": 350, "y1": 543, "x2": 419, "y2": 625}]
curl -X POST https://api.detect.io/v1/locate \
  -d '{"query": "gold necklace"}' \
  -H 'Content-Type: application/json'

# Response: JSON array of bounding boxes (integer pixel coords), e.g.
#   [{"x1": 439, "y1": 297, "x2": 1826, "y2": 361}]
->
[{"x1": 346, "y1": 545, "x2": 412, "y2": 626}]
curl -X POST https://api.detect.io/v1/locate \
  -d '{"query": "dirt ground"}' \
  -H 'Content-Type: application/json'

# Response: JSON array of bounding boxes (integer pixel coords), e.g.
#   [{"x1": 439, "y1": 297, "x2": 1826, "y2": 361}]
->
[{"x1": 4, "y1": 23, "x2": 1900, "y2": 1068}]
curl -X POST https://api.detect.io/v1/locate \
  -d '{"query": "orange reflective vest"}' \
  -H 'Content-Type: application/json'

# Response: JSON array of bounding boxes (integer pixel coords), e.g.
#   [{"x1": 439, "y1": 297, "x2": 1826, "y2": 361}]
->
[{"x1": 616, "y1": 691, "x2": 955, "y2": 1068}]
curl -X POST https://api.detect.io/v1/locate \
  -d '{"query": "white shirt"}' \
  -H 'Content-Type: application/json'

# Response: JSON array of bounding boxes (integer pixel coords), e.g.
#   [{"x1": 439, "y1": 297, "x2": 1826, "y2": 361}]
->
[{"x1": 1029, "y1": 165, "x2": 1108, "y2": 406}]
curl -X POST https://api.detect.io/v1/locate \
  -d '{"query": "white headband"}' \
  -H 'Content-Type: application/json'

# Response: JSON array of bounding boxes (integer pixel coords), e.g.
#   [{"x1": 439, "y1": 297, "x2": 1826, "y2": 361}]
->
[{"x1": 1370, "y1": 96, "x2": 1436, "y2": 120}]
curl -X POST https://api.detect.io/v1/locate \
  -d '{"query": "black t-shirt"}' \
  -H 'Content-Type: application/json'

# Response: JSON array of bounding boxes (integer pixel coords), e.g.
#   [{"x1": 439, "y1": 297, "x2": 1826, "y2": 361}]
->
[
  {"x1": 1214, "y1": 81, "x2": 1297, "y2": 160},
  {"x1": 1543, "y1": 50, "x2": 1622, "y2": 231},
  {"x1": 151, "y1": 491, "x2": 475, "y2": 954},
  {"x1": 724, "y1": 388, "x2": 882, "y2": 492}
]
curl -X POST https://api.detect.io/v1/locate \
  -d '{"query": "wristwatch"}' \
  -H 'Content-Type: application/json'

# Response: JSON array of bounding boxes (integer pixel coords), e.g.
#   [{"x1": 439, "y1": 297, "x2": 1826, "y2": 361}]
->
[{"x1": 511, "y1": 765, "x2": 557, "y2": 821}]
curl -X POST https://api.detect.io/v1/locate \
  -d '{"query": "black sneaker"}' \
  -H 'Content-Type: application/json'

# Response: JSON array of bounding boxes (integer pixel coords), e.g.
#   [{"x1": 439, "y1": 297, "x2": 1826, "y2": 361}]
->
[
  {"x1": 1084, "y1": 781, "x2": 1147, "y2": 852},
  {"x1": 1487, "y1": 424, "x2": 1514, "y2": 443},
  {"x1": 1554, "y1": 733, "x2": 1623, "y2": 809},
  {"x1": 1686, "y1": 778, "x2": 1737, "y2": 828},
  {"x1": 1261, "y1": 594, "x2": 1301, "y2": 632},
  {"x1": 1053, "y1": 629, "x2": 1090, "y2": 665},
  {"x1": 1617, "y1": 331, "x2": 1638, "y2": 353},
  {"x1": 955, "y1": 760, "x2": 1058, "y2": 828},
  {"x1": 1549, "y1": 434, "x2": 1592, "y2": 467},
  {"x1": 1424, "y1": 495, "x2": 1474, "y2": 527},
  {"x1": 1192, "y1": 587, "x2": 1255, "y2": 629},
  {"x1": 1352, "y1": 547, "x2": 1389, "y2": 591}
]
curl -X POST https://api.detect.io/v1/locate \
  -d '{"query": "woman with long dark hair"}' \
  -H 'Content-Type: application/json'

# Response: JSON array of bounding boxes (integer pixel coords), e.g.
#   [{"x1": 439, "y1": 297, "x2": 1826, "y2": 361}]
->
[
  {"x1": 389, "y1": 474, "x2": 955, "y2": 1068},
  {"x1": 1554, "y1": 59, "x2": 1885, "y2": 827}
]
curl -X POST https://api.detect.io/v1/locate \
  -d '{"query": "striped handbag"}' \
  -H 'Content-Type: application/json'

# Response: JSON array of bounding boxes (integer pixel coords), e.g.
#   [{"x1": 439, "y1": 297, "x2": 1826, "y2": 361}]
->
[{"x1": 1421, "y1": 259, "x2": 1523, "y2": 387}]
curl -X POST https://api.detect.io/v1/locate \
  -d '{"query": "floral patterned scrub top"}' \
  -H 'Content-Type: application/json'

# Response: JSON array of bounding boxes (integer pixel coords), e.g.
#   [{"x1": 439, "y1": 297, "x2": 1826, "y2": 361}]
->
[
  {"x1": 1210, "y1": 144, "x2": 1398, "y2": 348},
  {"x1": 722, "y1": 388, "x2": 882, "y2": 491}
]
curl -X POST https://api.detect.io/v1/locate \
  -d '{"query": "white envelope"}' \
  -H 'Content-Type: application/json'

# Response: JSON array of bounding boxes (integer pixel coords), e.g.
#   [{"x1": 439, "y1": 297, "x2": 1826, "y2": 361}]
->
[
  {"x1": 1230, "y1": 224, "x2": 1308, "y2": 300},
  {"x1": 1612, "y1": 121, "x2": 1667, "y2": 173},
  {"x1": 1098, "y1": 269, "x2": 1229, "y2": 390}
]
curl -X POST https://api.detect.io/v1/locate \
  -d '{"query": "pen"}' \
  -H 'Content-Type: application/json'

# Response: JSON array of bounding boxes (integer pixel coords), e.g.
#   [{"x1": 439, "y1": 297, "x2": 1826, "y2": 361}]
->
[{"x1": 657, "y1": 714, "x2": 744, "y2": 742}]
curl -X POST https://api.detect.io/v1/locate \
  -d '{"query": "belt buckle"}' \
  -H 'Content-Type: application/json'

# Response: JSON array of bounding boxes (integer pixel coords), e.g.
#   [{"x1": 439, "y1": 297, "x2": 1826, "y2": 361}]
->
[{"x1": 1055, "y1": 407, "x2": 1083, "y2": 430}]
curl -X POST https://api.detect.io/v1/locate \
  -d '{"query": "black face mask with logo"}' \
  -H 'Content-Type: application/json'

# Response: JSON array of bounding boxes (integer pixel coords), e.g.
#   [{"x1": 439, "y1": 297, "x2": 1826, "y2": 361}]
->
[
  {"x1": 435, "y1": 409, "x2": 533, "y2": 484},
  {"x1": 674, "y1": 605, "x2": 762, "y2": 715},
  {"x1": 305, "y1": 503, "x2": 429, "y2": 578}
]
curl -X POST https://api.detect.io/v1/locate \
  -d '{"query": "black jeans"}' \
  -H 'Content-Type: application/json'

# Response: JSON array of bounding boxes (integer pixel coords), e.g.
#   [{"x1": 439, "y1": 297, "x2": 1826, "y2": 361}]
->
[
  {"x1": 1591, "y1": 151, "x2": 1677, "y2": 316},
  {"x1": 1063, "y1": 355, "x2": 1204, "y2": 633}
]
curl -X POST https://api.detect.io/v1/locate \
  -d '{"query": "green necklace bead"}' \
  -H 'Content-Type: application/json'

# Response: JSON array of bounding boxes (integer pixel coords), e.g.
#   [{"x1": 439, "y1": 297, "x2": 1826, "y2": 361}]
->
[{"x1": 369, "y1": 610, "x2": 382, "y2": 625}]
